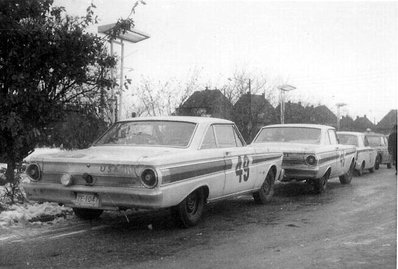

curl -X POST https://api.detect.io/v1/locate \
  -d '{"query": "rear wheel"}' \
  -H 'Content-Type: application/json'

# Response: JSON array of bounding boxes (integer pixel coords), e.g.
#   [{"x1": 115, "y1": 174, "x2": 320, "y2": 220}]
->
[
  {"x1": 387, "y1": 163, "x2": 392, "y2": 169},
  {"x1": 339, "y1": 160, "x2": 354, "y2": 184},
  {"x1": 253, "y1": 170, "x2": 275, "y2": 204},
  {"x1": 172, "y1": 188, "x2": 205, "y2": 228},
  {"x1": 73, "y1": 208, "x2": 103, "y2": 220}
]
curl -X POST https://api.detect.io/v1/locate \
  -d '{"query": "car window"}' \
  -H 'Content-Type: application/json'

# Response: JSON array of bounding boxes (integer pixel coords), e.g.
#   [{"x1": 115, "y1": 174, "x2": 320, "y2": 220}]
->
[
  {"x1": 214, "y1": 125, "x2": 239, "y2": 148},
  {"x1": 232, "y1": 126, "x2": 244, "y2": 147},
  {"x1": 200, "y1": 126, "x2": 217, "y2": 149},
  {"x1": 338, "y1": 134, "x2": 358, "y2": 147},
  {"x1": 328, "y1": 130, "x2": 338, "y2": 145}
]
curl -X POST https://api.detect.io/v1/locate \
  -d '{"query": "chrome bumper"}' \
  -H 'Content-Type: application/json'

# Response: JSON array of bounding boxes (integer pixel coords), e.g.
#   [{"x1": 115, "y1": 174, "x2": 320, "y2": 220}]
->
[{"x1": 23, "y1": 183, "x2": 163, "y2": 210}]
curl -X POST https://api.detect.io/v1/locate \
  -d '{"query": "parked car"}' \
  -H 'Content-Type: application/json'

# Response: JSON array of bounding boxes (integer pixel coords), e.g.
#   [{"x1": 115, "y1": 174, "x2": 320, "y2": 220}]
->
[
  {"x1": 364, "y1": 132, "x2": 392, "y2": 169},
  {"x1": 23, "y1": 116, "x2": 283, "y2": 227},
  {"x1": 337, "y1": 131, "x2": 378, "y2": 176},
  {"x1": 250, "y1": 124, "x2": 356, "y2": 194}
]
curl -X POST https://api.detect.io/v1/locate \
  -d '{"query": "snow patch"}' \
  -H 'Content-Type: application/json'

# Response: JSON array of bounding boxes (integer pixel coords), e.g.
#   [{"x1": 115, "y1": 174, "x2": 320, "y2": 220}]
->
[{"x1": 0, "y1": 202, "x2": 72, "y2": 227}]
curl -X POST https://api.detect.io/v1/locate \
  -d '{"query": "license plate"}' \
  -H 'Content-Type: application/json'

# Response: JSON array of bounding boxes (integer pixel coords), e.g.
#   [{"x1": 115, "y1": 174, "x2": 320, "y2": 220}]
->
[{"x1": 74, "y1": 193, "x2": 100, "y2": 207}]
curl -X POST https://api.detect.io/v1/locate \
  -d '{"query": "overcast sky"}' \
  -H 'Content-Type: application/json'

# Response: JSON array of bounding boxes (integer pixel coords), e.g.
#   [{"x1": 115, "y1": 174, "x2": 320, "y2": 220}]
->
[{"x1": 58, "y1": 0, "x2": 398, "y2": 123}]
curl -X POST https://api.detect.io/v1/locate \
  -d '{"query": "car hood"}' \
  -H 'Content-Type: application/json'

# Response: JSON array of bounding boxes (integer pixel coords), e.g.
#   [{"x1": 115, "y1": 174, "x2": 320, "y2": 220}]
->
[
  {"x1": 250, "y1": 142, "x2": 320, "y2": 154},
  {"x1": 28, "y1": 146, "x2": 183, "y2": 164}
]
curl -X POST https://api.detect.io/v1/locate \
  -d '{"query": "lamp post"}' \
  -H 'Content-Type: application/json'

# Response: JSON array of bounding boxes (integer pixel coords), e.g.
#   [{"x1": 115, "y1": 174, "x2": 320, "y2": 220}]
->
[
  {"x1": 278, "y1": 84, "x2": 296, "y2": 124},
  {"x1": 336, "y1": 102, "x2": 347, "y2": 131},
  {"x1": 98, "y1": 23, "x2": 150, "y2": 123}
]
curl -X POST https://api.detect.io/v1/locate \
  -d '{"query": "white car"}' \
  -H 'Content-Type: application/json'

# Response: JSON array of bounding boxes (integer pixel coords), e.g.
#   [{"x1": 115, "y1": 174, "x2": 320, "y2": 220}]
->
[
  {"x1": 23, "y1": 116, "x2": 283, "y2": 227},
  {"x1": 337, "y1": 131, "x2": 378, "y2": 176},
  {"x1": 250, "y1": 124, "x2": 357, "y2": 193}
]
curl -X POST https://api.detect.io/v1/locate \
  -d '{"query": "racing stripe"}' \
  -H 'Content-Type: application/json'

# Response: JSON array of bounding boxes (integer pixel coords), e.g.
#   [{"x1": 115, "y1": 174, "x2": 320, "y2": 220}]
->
[
  {"x1": 318, "y1": 154, "x2": 340, "y2": 164},
  {"x1": 162, "y1": 159, "x2": 232, "y2": 184},
  {"x1": 252, "y1": 155, "x2": 281, "y2": 164}
]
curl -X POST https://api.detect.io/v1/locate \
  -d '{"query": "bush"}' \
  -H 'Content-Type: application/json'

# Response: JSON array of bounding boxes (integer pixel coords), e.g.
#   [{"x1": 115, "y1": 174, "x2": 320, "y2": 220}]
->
[{"x1": 0, "y1": 164, "x2": 26, "y2": 207}]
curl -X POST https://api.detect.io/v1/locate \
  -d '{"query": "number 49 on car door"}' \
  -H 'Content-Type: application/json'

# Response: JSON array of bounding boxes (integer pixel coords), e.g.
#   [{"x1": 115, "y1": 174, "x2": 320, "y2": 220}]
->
[{"x1": 212, "y1": 124, "x2": 256, "y2": 195}]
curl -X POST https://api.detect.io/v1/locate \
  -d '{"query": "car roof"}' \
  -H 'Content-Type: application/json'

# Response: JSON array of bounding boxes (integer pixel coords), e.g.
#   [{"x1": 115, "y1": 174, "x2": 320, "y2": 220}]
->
[
  {"x1": 337, "y1": 131, "x2": 364, "y2": 136},
  {"x1": 118, "y1": 116, "x2": 233, "y2": 124},
  {"x1": 261, "y1": 123, "x2": 334, "y2": 130}
]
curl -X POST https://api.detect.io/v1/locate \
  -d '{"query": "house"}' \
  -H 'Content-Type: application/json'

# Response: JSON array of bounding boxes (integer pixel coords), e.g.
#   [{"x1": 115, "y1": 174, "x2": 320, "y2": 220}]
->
[
  {"x1": 376, "y1": 109, "x2": 397, "y2": 134},
  {"x1": 233, "y1": 93, "x2": 277, "y2": 142},
  {"x1": 177, "y1": 89, "x2": 233, "y2": 120},
  {"x1": 353, "y1": 115, "x2": 375, "y2": 132}
]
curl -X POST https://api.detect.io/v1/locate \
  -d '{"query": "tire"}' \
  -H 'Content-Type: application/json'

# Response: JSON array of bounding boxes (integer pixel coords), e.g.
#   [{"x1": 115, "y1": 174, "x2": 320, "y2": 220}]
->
[
  {"x1": 339, "y1": 160, "x2": 354, "y2": 184},
  {"x1": 387, "y1": 163, "x2": 392, "y2": 169},
  {"x1": 73, "y1": 208, "x2": 103, "y2": 220},
  {"x1": 313, "y1": 173, "x2": 328, "y2": 194},
  {"x1": 355, "y1": 162, "x2": 365, "y2": 176},
  {"x1": 375, "y1": 156, "x2": 380, "y2": 170},
  {"x1": 253, "y1": 170, "x2": 275, "y2": 204},
  {"x1": 173, "y1": 188, "x2": 205, "y2": 228}
]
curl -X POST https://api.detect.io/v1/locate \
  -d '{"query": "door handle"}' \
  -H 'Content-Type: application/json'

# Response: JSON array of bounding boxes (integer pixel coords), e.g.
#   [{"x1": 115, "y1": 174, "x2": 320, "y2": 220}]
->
[{"x1": 225, "y1": 151, "x2": 231, "y2": 156}]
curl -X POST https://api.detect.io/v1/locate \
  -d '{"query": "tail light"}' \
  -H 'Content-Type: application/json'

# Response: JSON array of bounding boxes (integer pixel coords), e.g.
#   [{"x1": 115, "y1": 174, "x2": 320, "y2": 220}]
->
[
  {"x1": 140, "y1": 168, "x2": 158, "y2": 188},
  {"x1": 26, "y1": 163, "x2": 41, "y2": 181}
]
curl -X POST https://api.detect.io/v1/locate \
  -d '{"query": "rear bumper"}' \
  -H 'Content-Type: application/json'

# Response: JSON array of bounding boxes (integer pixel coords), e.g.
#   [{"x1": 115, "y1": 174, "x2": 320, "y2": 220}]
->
[
  {"x1": 22, "y1": 183, "x2": 163, "y2": 210},
  {"x1": 282, "y1": 167, "x2": 319, "y2": 181}
]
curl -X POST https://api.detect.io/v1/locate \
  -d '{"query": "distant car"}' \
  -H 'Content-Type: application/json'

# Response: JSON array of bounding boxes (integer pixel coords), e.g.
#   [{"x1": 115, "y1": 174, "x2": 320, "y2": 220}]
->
[
  {"x1": 23, "y1": 116, "x2": 283, "y2": 227},
  {"x1": 250, "y1": 124, "x2": 356, "y2": 194},
  {"x1": 364, "y1": 132, "x2": 392, "y2": 169},
  {"x1": 337, "y1": 131, "x2": 378, "y2": 176}
]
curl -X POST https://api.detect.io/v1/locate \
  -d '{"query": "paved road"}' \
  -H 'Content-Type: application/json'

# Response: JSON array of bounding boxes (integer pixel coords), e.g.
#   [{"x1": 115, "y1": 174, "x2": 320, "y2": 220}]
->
[{"x1": 1, "y1": 168, "x2": 396, "y2": 269}]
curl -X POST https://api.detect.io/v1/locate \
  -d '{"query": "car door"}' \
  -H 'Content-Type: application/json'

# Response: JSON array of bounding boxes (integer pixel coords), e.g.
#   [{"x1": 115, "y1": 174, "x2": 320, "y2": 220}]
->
[{"x1": 212, "y1": 124, "x2": 256, "y2": 195}]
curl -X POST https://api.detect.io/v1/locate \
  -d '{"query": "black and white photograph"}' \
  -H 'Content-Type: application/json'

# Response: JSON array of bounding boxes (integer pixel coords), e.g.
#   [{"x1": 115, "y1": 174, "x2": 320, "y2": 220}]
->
[{"x1": 0, "y1": 0, "x2": 397, "y2": 268}]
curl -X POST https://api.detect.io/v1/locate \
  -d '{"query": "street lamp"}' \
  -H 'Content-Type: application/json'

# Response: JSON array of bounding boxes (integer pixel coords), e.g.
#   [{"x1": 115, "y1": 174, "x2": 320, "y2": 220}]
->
[
  {"x1": 278, "y1": 84, "x2": 296, "y2": 124},
  {"x1": 98, "y1": 23, "x2": 150, "y2": 123},
  {"x1": 336, "y1": 102, "x2": 347, "y2": 131}
]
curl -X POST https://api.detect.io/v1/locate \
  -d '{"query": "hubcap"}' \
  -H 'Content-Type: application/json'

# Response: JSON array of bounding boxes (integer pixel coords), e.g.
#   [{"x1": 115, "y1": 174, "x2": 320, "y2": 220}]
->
[
  {"x1": 186, "y1": 193, "x2": 198, "y2": 215},
  {"x1": 262, "y1": 174, "x2": 272, "y2": 194}
]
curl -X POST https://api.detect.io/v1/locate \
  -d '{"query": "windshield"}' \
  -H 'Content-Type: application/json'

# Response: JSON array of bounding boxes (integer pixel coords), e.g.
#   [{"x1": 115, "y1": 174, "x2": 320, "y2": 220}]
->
[
  {"x1": 253, "y1": 127, "x2": 321, "y2": 144},
  {"x1": 338, "y1": 134, "x2": 358, "y2": 147},
  {"x1": 95, "y1": 121, "x2": 196, "y2": 147}
]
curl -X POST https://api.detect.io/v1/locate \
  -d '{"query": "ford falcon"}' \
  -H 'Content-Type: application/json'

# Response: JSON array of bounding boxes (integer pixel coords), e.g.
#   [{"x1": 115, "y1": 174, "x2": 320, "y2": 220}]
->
[
  {"x1": 337, "y1": 131, "x2": 378, "y2": 175},
  {"x1": 250, "y1": 124, "x2": 356, "y2": 193},
  {"x1": 23, "y1": 116, "x2": 283, "y2": 227}
]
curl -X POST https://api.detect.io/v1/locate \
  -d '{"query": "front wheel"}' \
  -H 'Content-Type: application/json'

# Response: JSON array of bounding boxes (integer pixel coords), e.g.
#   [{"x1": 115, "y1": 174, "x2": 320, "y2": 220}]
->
[
  {"x1": 172, "y1": 188, "x2": 205, "y2": 228},
  {"x1": 313, "y1": 174, "x2": 328, "y2": 194},
  {"x1": 73, "y1": 208, "x2": 103, "y2": 220},
  {"x1": 355, "y1": 162, "x2": 365, "y2": 176},
  {"x1": 387, "y1": 162, "x2": 392, "y2": 169},
  {"x1": 339, "y1": 160, "x2": 354, "y2": 184},
  {"x1": 253, "y1": 170, "x2": 275, "y2": 204},
  {"x1": 375, "y1": 156, "x2": 380, "y2": 170}
]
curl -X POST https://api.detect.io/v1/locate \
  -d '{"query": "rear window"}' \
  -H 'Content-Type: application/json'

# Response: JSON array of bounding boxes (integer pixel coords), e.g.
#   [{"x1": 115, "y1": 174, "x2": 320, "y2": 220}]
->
[
  {"x1": 338, "y1": 134, "x2": 358, "y2": 147},
  {"x1": 253, "y1": 127, "x2": 321, "y2": 144},
  {"x1": 366, "y1": 135, "x2": 382, "y2": 147}
]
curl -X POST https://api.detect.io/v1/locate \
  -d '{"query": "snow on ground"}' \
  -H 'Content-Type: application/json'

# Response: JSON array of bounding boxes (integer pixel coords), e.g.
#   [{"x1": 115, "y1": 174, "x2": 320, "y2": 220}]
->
[{"x1": 0, "y1": 202, "x2": 72, "y2": 228}]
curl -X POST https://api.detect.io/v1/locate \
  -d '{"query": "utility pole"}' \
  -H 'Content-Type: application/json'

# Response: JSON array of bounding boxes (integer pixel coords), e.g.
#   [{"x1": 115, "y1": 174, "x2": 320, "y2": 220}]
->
[
  {"x1": 336, "y1": 103, "x2": 347, "y2": 130},
  {"x1": 278, "y1": 85, "x2": 296, "y2": 124}
]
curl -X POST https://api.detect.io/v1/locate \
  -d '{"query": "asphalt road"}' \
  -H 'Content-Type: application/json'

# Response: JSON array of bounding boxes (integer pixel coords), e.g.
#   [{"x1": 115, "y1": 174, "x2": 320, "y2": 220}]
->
[{"x1": 1, "y1": 167, "x2": 396, "y2": 269}]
